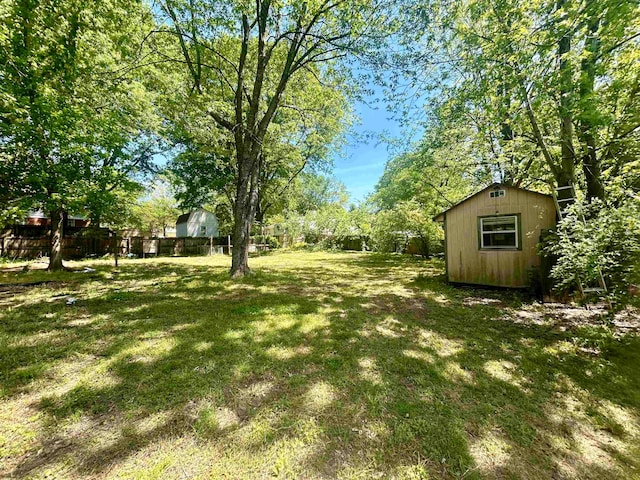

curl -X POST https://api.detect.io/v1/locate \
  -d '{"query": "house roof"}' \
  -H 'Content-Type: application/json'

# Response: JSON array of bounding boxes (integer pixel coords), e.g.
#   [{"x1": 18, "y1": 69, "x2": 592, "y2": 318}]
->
[
  {"x1": 176, "y1": 208, "x2": 217, "y2": 225},
  {"x1": 176, "y1": 213, "x2": 190, "y2": 225},
  {"x1": 27, "y1": 210, "x2": 87, "y2": 220},
  {"x1": 432, "y1": 183, "x2": 552, "y2": 222}
]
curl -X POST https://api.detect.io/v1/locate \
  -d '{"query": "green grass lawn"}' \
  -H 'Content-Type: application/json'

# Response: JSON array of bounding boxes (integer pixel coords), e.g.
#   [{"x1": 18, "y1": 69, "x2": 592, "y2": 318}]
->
[{"x1": 1, "y1": 251, "x2": 639, "y2": 479}]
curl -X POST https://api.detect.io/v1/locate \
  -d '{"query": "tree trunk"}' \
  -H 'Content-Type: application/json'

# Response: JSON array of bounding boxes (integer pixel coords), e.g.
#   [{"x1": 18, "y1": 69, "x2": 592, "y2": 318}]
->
[
  {"x1": 581, "y1": 134, "x2": 605, "y2": 201},
  {"x1": 420, "y1": 236, "x2": 430, "y2": 259},
  {"x1": 255, "y1": 202, "x2": 267, "y2": 224},
  {"x1": 48, "y1": 209, "x2": 64, "y2": 271},
  {"x1": 230, "y1": 205, "x2": 252, "y2": 278},
  {"x1": 113, "y1": 232, "x2": 119, "y2": 267},
  {"x1": 230, "y1": 153, "x2": 260, "y2": 278},
  {"x1": 578, "y1": 1, "x2": 605, "y2": 202},
  {"x1": 557, "y1": 5, "x2": 576, "y2": 188}
]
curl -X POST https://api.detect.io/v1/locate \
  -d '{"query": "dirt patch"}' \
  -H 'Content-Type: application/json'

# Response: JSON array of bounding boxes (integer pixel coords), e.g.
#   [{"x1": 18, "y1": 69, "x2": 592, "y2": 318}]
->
[
  {"x1": 463, "y1": 296, "x2": 506, "y2": 307},
  {"x1": 507, "y1": 303, "x2": 640, "y2": 334}
]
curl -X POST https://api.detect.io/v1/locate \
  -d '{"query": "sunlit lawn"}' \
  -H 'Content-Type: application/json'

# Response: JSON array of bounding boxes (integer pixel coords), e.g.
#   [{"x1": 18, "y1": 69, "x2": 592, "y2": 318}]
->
[{"x1": 1, "y1": 251, "x2": 639, "y2": 479}]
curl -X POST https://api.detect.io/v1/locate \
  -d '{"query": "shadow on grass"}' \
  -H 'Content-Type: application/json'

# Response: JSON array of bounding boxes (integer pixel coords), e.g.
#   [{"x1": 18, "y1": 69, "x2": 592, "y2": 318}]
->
[{"x1": 1, "y1": 253, "x2": 639, "y2": 479}]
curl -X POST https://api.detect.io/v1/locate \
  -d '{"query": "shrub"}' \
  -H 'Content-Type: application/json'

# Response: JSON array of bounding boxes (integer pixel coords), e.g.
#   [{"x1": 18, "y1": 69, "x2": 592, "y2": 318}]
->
[
  {"x1": 370, "y1": 201, "x2": 442, "y2": 257},
  {"x1": 265, "y1": 236, "x2": 280, "y2": 249},
  {"x1": 543, "y1": 197, "x2": 640, "y2": 310}
]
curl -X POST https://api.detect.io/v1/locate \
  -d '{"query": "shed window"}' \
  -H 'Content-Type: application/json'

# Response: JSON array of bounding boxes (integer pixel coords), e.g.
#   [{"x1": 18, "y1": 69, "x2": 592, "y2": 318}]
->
[
  {"x1": 200, "y1": 225, "x2": 207, "y2": 235},
  {"x1": 490, "y1": 189, "x2": 505, "y2": 198},
  {"x1": 480, "y1": 215, "x2": 518, "y2": 249}
]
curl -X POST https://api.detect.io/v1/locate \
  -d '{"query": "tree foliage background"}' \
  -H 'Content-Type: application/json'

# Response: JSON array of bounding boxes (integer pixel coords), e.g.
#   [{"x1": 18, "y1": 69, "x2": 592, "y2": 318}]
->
[{"x1": 0, "y1": 0, "x2": 168, "y2": 268}]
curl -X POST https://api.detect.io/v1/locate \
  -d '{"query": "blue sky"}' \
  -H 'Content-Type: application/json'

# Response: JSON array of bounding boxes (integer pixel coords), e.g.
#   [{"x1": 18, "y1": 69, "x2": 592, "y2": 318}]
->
[
  {"x1": 331, "y1": 70, "x2": 428, "y2": 204},
  {"x1": 332, "y1": 96, "x2": 402, "y2": 203}
]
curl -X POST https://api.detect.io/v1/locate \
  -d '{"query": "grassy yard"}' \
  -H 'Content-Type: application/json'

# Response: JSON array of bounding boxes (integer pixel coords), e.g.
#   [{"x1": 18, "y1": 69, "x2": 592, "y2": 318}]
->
[{"x1": 1, "y1": 251, "x2": 639, "y2": 479}]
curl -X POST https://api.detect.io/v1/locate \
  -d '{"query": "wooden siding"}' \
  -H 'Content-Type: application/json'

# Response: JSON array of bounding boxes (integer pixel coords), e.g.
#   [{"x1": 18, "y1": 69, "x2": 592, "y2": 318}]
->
[{"x1": 444, "y1": 186, "x2": 556, "y2": 287}]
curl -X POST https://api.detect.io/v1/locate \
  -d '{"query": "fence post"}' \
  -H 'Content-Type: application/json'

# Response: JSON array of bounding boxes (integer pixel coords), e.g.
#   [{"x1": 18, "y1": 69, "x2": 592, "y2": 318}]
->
[
  {"x1": 209, "y1": 236, "x2": 213, "y2": 256},
  {"x1": 227, "y1": 235, "x2": 231, "y2": 255},
  {"x1": 113, "y1": 232, "x2": 119, "y2": 267}
]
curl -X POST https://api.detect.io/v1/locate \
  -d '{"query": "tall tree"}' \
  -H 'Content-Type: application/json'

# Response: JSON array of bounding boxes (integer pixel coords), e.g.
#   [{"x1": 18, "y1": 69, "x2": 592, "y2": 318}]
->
[
  {"x1": 389, "y1": 0, "x2": 640, "y2": 201},
  {"x1": 0, "y1": 0, "x2": 162, "y2": 269},
  {"x1": 158, "y1": 0, "x2": 382, "y2": 277},
  {"x1": 373, "y1": 120, "x2": 489, "y2": 213},
  {"x1": 167, "y1": 69, "x2": 350, "y2": 231},
  {"x1": 132, "y1": 178, "x2": 181, "y2": 237}
]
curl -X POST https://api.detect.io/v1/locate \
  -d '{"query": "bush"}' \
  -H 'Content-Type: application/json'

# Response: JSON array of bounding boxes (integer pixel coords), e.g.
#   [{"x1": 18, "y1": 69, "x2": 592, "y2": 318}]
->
[
  {"x1": 316, "y1": 236, "x2": 339, "y2": 250},
  {"x1": 370, "y1": 201, "x2": 442, "y2": 257},
  {"x1": 265, "y1": 236, "x2": 280, "y2": 249},
  {"x1": 253, "y1": 235, "x2": 280, "y2": 249},
  {"x1": 543, "y1": 198, "x2": 640, "y2": 309}
]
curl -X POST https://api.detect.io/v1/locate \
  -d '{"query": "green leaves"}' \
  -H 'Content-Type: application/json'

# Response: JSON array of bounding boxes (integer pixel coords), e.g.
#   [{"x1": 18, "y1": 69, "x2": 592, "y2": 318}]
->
[
  {"x1": 545, "y1": 198, "x2": 640, "y2": 308},
  {"x1": 0, "y1": 0, "x2": 163, "y2": 225},
  {"x1": 389, "y1": 0, "x2": 640, "y2": 198},
  {"x1": 372, "y1": 120, "x2": 485, "y2": 215},
  {"x1": 370, "y1": 200, "x2": 441, "y2": 255}
]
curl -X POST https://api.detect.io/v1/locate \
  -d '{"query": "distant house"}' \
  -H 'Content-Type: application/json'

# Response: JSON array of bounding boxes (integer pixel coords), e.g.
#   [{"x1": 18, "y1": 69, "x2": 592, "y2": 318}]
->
[
  {"x1": 8, "y1": 210, "x2": 91, "y2": 237},
  {"x1": 24, "y1": 210, "x2": 89, "y2": 228},
  {"x1": 433, "y1": 183, "x2": 556, "y2": 288},
  {"x1": 2, "y1": 211, "x2": 113, "y2": 259},
  {"x1": 176, "y1": 209, "x2": 219, "y2": 238}
]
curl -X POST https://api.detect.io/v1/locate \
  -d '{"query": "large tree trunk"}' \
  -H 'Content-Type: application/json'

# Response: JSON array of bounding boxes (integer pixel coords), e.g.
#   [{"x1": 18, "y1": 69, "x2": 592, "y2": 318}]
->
[
  {"x1": 580, "y1": 134, "x2": 605, "y2": 201},
  {"x1": 48, "y1": 209, "x2": 64, "y2": 271},
  {"x1": 557, "y1": 5, "x2": 576, "y2": 188},
  {"x1": 578, "y1": 1, "x2": 605, "y2": 202},
  {"x1": 230, "y1": 153, "x2": 260, "y2": 278},
  {"x1": 230, "y1": 204, "x2": 252, "y2": 278}
]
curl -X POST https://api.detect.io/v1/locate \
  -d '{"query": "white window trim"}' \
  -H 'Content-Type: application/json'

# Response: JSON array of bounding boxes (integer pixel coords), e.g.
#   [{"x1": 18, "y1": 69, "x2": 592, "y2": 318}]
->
[
  {"x1": 490, "y1": 189, "x2": 505, "y2": 198},
  {"x1": 480, "y1": 215, "x2": 518, "y2": 249}
]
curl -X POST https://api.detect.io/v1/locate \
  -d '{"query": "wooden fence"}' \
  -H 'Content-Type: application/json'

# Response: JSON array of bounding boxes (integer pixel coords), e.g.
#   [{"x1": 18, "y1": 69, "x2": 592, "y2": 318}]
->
[
  {"x1": 0, "y1": 235, "x2": 228, "y2": 260},
  {"x1": 128, "y1": 236, "x2": 231, "y2": 257},
  {"x1": 0, "y1": 233, "x2": 389, "y2": 260},
  {"x1": 0, "y1": 235, "x2": 129, "y2": 260},
  {"x1": 128, "y1": 236, "x2": 274, "y2": 257}
]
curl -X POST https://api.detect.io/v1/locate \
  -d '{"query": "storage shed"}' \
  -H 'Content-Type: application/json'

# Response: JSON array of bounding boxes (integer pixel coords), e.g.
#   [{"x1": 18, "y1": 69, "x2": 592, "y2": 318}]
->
[
  {"x1": 176, "y1": 209, "x2": 219, "y2": 238},
  {"x1": 433, "y1": 183, "x2": 556, "y2": 288}
]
